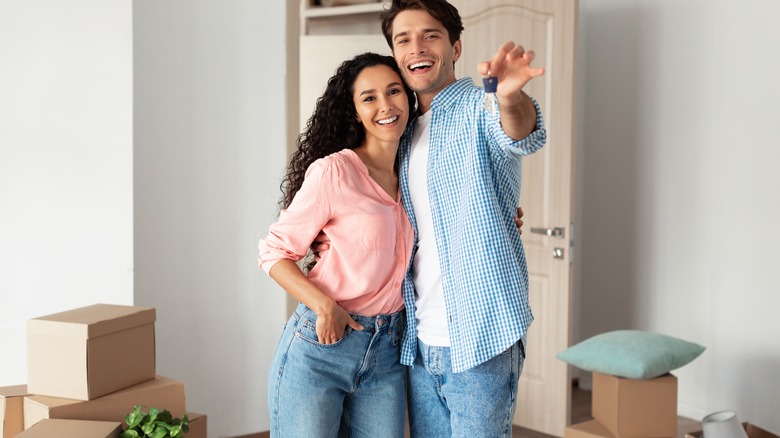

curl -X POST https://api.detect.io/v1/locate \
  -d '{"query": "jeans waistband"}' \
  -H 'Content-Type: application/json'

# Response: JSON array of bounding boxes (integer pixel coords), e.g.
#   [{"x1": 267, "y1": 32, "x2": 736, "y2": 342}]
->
[{"x1": 294, "y1": 302, "x2": 404, "y2": 331}]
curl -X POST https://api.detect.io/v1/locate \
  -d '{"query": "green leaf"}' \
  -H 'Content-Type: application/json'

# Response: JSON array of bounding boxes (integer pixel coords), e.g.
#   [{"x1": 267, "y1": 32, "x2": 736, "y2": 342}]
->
[
  {"x1": 125, "y1": 405, "x2": 145, "y2": 428},
  {"x1": 121, "y1": 405, "x2": 188, "y2": 437},
  {"x1": 142, "y1": 422, "x2": 156, "y2": 435},
  {"x1": 156, "y1": 422, "x2": 174, "y2": 431},
  {"x1": 150, "y1": 428, "x2": 168, "y2": 438},
  {"x1": 147, "y1": 407, "x2": 159, "y2": 424},
  {"x1": 157, "y1": 410, "x2": 174, "y2": 423}
]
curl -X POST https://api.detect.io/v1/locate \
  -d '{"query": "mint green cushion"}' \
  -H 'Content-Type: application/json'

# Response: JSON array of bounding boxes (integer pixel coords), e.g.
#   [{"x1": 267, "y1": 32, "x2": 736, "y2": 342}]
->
[{"x1": 556, "y1": 330, "x2": 706, "y2": 379}]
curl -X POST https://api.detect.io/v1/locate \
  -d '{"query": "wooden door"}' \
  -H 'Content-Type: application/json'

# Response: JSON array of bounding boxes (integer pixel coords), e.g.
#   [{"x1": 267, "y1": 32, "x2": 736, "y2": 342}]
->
[{"x1": 450, "y1": 0, "x2": 578, "y2": 436}]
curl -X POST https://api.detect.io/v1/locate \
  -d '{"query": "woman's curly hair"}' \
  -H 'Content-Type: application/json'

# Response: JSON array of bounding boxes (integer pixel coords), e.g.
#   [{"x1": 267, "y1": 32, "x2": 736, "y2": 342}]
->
[{"x1": 280, "y1": 52, "x2": 416, "y2": 209}]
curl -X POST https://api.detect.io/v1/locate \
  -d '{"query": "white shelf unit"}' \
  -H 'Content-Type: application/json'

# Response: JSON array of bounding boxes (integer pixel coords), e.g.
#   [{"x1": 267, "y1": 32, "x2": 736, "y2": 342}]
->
[
  {"x1": 303, "y1": 2, "x2": 387, "y2": 18},
  {"x1": 300, "y1": 1, "x2": 389, "y2": 35}
]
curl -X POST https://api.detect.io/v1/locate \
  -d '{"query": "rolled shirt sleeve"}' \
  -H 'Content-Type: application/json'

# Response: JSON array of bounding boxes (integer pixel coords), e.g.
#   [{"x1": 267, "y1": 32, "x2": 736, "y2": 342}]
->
[{"x1": 258, "y1": 161, "x2": 331, "y2": 273}]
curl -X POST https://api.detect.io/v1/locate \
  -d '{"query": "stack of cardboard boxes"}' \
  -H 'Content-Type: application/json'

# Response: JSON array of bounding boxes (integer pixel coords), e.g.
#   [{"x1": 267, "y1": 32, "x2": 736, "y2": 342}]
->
[
  {"x1": 0, "y1": 303, "x2": 207, "y2": 438},
  {"x1": 565, "y1": 372, "x2": 678, "y2": 438}
]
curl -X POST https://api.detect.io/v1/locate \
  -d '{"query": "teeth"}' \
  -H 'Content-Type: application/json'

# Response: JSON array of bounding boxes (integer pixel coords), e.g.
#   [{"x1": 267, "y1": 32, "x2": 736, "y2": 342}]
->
[
  {"x1": 409, "y1": 62, "x2": 433, "y2": 70},
  {"x1": 377, "y1": 116, "x2": 399, "y2": 125}
]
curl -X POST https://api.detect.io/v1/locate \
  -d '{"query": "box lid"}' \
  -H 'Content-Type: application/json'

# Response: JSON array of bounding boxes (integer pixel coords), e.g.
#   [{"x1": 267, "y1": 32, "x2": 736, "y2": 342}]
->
[
  {"x1": 24, "y1": 375, "x2": 185, "y2": 426},
  {"x1": 187, "y1": 412, "x2": 206, "y2": 421},
  {"x1": 18, "y1": 418, "x2": 122, "y2": 437},
  {"x1": 186, "y1": 412, "x2": 208, "y2": 438},
  {"x1": 27, "y1": 304, "x2": 155, "y2": 338},
  {"x1": 0, "y1": 384, "x2": 28, "y2": 398},
  {"x1": 25, "y1": 394, "x2": 81, "y2": 410},
  {"x1": 565, "y1": 420, "x2": 616, "y2": 438}
]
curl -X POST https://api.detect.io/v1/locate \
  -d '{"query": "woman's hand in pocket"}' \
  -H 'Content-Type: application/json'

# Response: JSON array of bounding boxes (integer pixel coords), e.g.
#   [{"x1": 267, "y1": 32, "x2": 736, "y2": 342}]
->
[{"x1": 316, "y1": 303, "x2": 364, "y2": 344}]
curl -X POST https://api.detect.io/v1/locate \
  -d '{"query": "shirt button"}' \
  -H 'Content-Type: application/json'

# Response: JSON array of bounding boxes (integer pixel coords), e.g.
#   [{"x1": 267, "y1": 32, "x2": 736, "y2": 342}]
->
[{"x1": 394, "y1": 283, "x2": 401, "y2": 288}]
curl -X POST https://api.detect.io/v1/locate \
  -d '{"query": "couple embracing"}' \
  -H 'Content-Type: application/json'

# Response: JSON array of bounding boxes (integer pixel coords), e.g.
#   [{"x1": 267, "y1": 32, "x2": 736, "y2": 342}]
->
[{"x1": 258, "y1": 1, "x2": 546, "y2": 436}]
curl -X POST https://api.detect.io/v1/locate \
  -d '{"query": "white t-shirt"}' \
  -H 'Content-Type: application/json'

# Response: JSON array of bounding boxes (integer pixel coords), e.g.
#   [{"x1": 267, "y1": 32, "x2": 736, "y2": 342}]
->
[{"x1": 407, "y1": 110, "x2": 450, "y2": 346}]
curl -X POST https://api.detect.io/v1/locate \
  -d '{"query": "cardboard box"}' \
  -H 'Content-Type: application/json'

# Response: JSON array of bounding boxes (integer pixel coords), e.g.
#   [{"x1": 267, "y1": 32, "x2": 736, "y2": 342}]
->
[
  {"x1": 592, "y1": 372, "x2": 677, "y2": 438},
  {"x1": 565, "y1": 419, "x2": 617, "y2": 438},
  {"x1": 17, "y1": 419, "x2": 122, "y2": 437},
  {"x1": 24, "y1": 375, "x2": 185, "y2": 430},
  {"x1": 27, "y1": 303, "x2": 156, "y2": 401},
  {"x1": 186, "y1": 412, "x2": 207, "y2": 438},
  {"x1": 686, "y1": 423, "x2": 780, "y2": 438},
  {"x1": 1, "y1": 386, "x2": 28, "y2": 438},
  {"x1": 224, "y1": 434, "x2": 267, "y2": 438}
]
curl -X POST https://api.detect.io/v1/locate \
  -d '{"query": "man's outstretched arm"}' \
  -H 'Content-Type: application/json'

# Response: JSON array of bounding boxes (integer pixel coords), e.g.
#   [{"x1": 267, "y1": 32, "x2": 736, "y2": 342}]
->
[{"x1": 478, "y1": 41, "x2": 544, "y2": 141}]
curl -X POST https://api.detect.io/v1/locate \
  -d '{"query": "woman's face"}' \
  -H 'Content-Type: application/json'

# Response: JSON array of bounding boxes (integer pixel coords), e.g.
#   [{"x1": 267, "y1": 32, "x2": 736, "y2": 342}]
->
[{"x1": 352, "y1": 65, "x2": 409, "y2": 146}]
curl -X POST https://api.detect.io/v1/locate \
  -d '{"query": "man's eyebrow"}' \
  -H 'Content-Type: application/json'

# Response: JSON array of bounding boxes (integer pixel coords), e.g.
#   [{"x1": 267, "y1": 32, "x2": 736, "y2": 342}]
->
[
  {"x1": 394, "y1": 28, "x2": 444, "y2": 39},
  {"x1": 393, "y1": 31, "x2": 409, "y2": 40}
]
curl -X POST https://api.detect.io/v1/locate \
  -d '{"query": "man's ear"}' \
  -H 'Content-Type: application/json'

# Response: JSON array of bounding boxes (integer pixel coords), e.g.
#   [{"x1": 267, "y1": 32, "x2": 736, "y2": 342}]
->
[{"x1": 453, "y1": 40, "x2": 462, "y2": 63}]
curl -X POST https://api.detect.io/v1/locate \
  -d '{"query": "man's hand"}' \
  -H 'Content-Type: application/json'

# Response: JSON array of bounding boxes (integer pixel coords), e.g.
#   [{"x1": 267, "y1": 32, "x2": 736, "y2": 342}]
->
[
  {"x1": 514, "y1": 206, "x2": 524, "y2": 235},
  {"x1": 310, "y1": 231, "x2": 331, "y2": 262},
  {"x1": 477, "y1": 41, "x2": 544, "y2": 140},
  {"x1": 478, "y1": 41, "x2": 545, "y2": 100}
]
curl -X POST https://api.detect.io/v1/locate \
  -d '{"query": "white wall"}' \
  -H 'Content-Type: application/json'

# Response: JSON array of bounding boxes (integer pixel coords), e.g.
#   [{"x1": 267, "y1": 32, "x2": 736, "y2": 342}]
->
[
  {"x1": 578, "y1": 0, "x2": 780, "y2": 431},
  {"x1": 132, "y1": 1, "x2": 288, "y2": 436},
  {"x1": 0, "y1": 0, "x2": 134, "y2": 386}
]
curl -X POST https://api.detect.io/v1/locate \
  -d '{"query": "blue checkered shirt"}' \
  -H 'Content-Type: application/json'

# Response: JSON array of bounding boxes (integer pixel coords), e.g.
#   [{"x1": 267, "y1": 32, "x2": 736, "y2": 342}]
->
[{"x1": 398, "y1": 77, "x2": 546, "y2": 372}]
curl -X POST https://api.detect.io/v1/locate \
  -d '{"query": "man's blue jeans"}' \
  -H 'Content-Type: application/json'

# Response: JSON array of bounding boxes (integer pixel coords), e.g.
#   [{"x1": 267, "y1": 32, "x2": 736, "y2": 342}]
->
[
  {"x1": 268, "y1": 302, "x2": 405, "y2": 438},
  {"x1": 407, "y1": 338, "x2": 525, "y2": 438}
]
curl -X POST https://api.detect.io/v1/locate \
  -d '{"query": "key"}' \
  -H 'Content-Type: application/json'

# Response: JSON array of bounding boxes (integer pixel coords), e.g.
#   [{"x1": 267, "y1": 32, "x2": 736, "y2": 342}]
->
[{"x1": 483, "y1": 73, "x2": 498, "y2": 114}]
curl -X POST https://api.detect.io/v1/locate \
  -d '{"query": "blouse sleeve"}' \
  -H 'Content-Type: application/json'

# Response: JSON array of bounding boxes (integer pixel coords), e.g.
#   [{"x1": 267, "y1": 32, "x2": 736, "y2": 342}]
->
[{"x1": 257, "y1": 160, "x2": 332, "y2": 274}]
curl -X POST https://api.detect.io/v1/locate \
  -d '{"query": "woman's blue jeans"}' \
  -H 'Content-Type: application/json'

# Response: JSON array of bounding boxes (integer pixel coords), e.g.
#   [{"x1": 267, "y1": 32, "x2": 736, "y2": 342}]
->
[{"x1": 268, "y1": 302, "x2": 405, "y2": 438}]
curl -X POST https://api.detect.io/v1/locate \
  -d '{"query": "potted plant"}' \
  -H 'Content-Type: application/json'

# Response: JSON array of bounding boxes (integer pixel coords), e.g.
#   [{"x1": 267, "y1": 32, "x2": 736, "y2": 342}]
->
[{"x1": 120, "y1": 405, "x2": 189, "y2": 438}]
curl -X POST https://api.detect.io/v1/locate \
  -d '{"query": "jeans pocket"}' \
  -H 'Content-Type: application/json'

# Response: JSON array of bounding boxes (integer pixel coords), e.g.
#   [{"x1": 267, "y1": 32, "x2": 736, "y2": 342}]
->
[
  {"x1": 296, "y1": 318, "x2": 347, "y2": 348},
  {"x1": 519, "y1": 339, "x2": 526, "y2": 359}
]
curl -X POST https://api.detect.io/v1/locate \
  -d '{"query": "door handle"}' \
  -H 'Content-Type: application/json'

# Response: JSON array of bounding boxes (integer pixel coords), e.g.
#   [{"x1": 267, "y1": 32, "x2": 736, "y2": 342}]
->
[{"x1": 530, "y1": 227, "x2": 565, "y2": 238}]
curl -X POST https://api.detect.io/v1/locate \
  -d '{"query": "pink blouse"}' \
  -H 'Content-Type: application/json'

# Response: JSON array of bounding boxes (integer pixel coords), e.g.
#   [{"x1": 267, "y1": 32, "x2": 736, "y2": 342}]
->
[{"x1": 258, "y1": 149, "x2": 413, "y2": 316}]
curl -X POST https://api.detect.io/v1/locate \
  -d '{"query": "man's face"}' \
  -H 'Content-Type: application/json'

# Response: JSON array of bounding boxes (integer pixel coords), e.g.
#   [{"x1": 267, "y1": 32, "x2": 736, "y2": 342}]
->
[{"x1": 390, "y1": 9, "x2": 462, "y2": 98}]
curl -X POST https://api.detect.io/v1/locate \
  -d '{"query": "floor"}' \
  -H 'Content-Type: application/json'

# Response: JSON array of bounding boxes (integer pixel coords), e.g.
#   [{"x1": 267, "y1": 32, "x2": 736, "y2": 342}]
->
[
  {"x1": 248, "y1": 384, "x2": 701, "y2": 437},
  {"x1": 512, "y1": 384, "x2": 701, "y2": 438}
]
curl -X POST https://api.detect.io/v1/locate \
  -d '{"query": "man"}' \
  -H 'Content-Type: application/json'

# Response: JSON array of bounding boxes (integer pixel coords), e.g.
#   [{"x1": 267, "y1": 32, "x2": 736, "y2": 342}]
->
[{"x1": 380, "y1": 1, "x2": 546, "y2": 436}]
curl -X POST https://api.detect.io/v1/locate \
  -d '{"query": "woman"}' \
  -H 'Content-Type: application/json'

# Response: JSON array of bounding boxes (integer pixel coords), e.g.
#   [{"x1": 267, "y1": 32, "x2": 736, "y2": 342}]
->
[{"x1": 258, "y1": 53, "x2": 416, "y2": 438}]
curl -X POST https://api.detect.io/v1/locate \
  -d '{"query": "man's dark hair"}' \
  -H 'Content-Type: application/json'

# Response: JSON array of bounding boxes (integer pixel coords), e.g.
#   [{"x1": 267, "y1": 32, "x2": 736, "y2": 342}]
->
[{"x1": 380, "y1": 0, "x2": 464, "y2": 49}]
